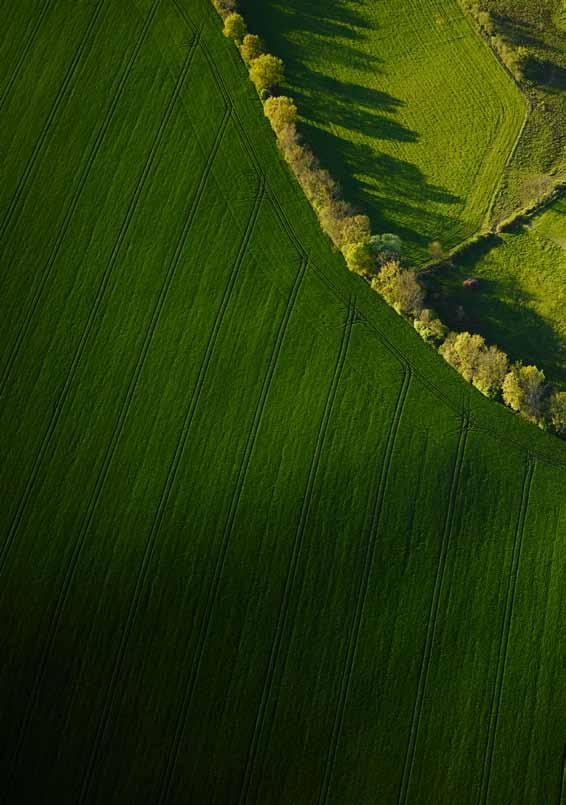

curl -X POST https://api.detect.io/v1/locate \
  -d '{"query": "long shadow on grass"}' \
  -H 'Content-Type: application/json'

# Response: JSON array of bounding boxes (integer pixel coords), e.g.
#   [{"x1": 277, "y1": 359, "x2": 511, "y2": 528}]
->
[
  {"x1": 429, "y1": 255, "x2": 566, "y2": 386},
  {"x1": 241, "y1": 0, "x2": 463, "y2": 258}
]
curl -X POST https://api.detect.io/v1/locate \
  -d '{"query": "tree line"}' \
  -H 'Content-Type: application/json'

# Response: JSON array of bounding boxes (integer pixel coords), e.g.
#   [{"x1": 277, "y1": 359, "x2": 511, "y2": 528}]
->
[{"x1": 211, "y1": 0, "x2": 566, "y2": 438}]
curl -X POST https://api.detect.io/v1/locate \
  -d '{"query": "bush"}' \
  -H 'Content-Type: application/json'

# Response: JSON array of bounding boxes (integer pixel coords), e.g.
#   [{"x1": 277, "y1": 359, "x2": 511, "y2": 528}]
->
[
  {"x1": 549, "y1": 392, "x2": 566, "y2": 436},
  {"x1": 249, "y1": 54, "x2": 284, "y2": 93},
  {"x1": 223, "y1": 12, "x2": 246, "y2": 44},
  {"x1": 414, "y1": 309, "x2": 447, "y2": 345},
  {"x1": 213, "y1": 0, "x2": 236, "y2": 18},
  {"x1": 240, "y1": 33, "x2": 264, "y2": 65},
  {"x1": 473, "y1": 345, "x2": 508, "y2": 398},
  {"x1": 372, "y1": 261, "x2": 425, "y2": 317},
  {"x1": 264, "y1": 96, "x2": 298, "y2": 136},
  {"x1": 338, "y1": 214, "x2": 371, "y2": 249},
  {"x1": 502, "y1": 364, "x2": 547, "y2": 422},
  {"x1": 369, "y1": 233, "x2": 402, "y2": 263},
  {"x1": 440, "y1": 331, "x2": 486, "y2": 383},
  {"x1": 342, "y1": 240, "x2": 375, "y2": 277}
]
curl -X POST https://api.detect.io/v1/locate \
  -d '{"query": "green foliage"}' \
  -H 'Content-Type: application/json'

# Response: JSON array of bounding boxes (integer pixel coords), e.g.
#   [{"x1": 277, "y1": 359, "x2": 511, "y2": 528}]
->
[
  {"x1": 440, "y1": 331, "x2": 486, "y2": 383},
  {"x1": 372, "y1": 261, "x2": 425, "y2": 317},
  {"x1": 503, "y1": 364, "x2": 547, "y2": 422},
  {"x1": 223, "y1": 12, "x2": 247, "y2": 44},
  {"x1": 342, "y1": 240, "x2": 375, "y2": 277},
  {"x1": 263, "y1": 95, "x2": 298, "y2": 135},
  {"x1": 550, "y1": 392, "x2": 566, "y2": 435},
  {"x1": 240, "y1": 33, "x2": 264, "y2": 65},
  {"x1": 369, "y1": 233, "x2": 403, "y2": 261},
  {"x1": 414, "y1": 309, "x2": 448, "y2": 345},
  {"x1": 212, "y1": 0, "x2": 237, "y2": 17},
  {"x1": 248, "y1": 53, "x2": 284, "y2": 93},
  {"x1": 473, "y1": 344, "x2": 509, "y2": 399}
]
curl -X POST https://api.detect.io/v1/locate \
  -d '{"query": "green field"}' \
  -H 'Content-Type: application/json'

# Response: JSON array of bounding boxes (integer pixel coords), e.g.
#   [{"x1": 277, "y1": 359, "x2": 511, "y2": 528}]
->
[
  {"x1": 432, "y1": 196, "x2": 566, "y2": 386},
  {"x1": 483, "y1": 0, "x2": 566, "y2": 221},
  {"x1": 241, "y1": 0, "x2": 526, "y2": 261},
  {"x1": 0, "y1": 1, "x2": 565, "y2": 804}
]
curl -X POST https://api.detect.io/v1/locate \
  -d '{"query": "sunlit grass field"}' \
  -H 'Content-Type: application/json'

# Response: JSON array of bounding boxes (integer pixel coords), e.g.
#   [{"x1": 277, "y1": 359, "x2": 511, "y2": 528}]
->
[{"x1": 0, "y1": 1, "x2": 564, "y2": 803}]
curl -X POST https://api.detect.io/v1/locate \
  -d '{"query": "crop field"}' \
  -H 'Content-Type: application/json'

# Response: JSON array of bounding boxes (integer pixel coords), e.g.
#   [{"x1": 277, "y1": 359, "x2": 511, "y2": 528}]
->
[
  {"x1": 241, "y1": 0, "x2": 525, "y2": 261},
  {"x1": 0, "y1": 1, "x2": 565, "y2": 804},
  {"x1": 432, "y1": 196, "x2": 566, "y2": 386}
]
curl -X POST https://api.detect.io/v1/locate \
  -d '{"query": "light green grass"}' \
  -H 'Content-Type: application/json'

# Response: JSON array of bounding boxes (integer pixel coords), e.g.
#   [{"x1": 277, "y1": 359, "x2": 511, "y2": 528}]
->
[
  {"x1": 242, "y1": 0, "x2": 525, "y2": 261},
  {"x1": 0, "y1": 1, "x2": 564, "y2": 803},
  {"x1": 431, "y1": 196, "x2": 566, "y2": 386},
  {"x1": 479, "y1": 0, "x2": 566, "y2": 221}
]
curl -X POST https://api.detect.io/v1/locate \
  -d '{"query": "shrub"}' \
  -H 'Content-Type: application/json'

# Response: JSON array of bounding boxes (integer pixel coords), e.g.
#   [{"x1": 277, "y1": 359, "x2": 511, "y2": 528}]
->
[
  {"x1": 440, "y1": 331, "x2": 486, "y2": 383},
  {"x1": 223, "y1": 12, "x2": 246, "y2": 44},
  {"x1": 339, "y1": 214, "x2": 371, "y2": 249},
  {"x1": 414, "y1": 309, "x2": 447, "y2": 345},
  {"x1": 264, "y1": 96, "x2": 298, "y2": 136},
  {"x1": 502, "y1": 364, "x2": 547, "y2": 422},
  {"x1": 372, "y1": 261, "x2": 425, "y2": 317},
  {"x1": 249, "y1": 54, "x2": 284, "y2": 93},
  {"x1": 240, "y1": 33, "x2": 264, "y2": 65},
  {"x1": 473, "y1": 345, "x2": 508, "y2": 398},
  {"x1": 549, "y1": 392, "x2": 566, "y2": 436},
  {"x1": 213, "y1": 0, "x2": 236, "y2": 18},
  {"x1": 342, "y1": 240, "x2": 375, "y2": 277},
  {"x1": 369, "y1": 233, "x2": 402, "y2": 262}
]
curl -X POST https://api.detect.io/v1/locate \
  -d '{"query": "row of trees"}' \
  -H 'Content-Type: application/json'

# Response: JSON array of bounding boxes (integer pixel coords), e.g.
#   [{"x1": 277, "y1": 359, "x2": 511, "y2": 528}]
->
[{"x1": 212, "y1": 0, "x2": 566, "y2": 439}]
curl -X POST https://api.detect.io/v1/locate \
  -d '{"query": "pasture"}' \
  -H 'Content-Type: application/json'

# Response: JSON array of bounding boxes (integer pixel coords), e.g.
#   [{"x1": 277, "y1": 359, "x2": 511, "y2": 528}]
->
[
  {"x1": 0, "y1": 1, "x2": 565, "y2": 803},
  {"x1": 432, "y1": 196, "x2": 566, "y2": 387},
  {"x1": 241, "y1": 0, "x2": 525, "y2": 260}
]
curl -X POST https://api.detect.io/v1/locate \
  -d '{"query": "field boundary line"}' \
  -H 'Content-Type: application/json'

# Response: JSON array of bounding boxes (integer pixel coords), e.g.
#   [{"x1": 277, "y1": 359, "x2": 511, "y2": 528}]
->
[
  {"x1": 0, "y1": 0, "x2": 53, "y2": 113},
  {"x1": 397, "y1": 409, "x2": 470, "y2": 804},
  {"x1": 0, "y1": 0, "x2": 106, "y2": 245},
  {"x1": 156, "y1": 238, "x2": 308, "y2": 805},
  {"x1": 0, "y1": 30, "x2": 200, "y2": 579},
  {"x1": 5, "y1": 40, "x2": 224, "y2": 793},
  {"x1": 236, "y1": 302, "x2": 355, "y2": 805},
  {"x1": 318, "y1": 362, "x2": 412, "y2": 805},
  {"x1": 78, "y1": 171, "x2": 265, "y2": 805},
  {"x1": 478, "y1": 457, "x2": 535, "y2": 804},
  {"x1": 0, "y1": 0, "x2": 163, "y2": 400}
]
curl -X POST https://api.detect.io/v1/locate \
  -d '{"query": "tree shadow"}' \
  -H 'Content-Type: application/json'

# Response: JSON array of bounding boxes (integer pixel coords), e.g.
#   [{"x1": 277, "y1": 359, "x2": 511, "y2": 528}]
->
[
  {"x1": 242, "y1": 0, "x2": 462, "y2": 258},
  {"x1": 429, "y1": 259, "x2": 566, "y2": 385}
]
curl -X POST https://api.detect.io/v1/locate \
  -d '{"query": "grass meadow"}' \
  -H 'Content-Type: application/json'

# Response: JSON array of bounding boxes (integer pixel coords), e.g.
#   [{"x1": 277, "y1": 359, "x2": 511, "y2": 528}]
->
[
  {"x1": 0, "y1": 1, "x2": 565, "y2": 803},
  {"x1": 433, "y1": 197, "x2": 566, "y2": 386},
  {"x1": 241, "y1": 0, "x2": 525, "y2": 261}
]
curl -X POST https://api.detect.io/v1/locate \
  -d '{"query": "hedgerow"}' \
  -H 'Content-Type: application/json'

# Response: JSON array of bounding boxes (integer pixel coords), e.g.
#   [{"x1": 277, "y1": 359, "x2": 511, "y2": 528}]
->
[{"x1": 211, "y1": 0, "x2": 564, "y2": 439}]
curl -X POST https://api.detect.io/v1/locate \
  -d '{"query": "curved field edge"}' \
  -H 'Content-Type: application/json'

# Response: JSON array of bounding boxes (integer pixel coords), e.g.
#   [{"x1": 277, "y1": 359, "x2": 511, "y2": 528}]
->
[
  {"x1": 0, "y1": 1, "x2": 564, "y2": 804},
  {"x1": 211, "y1": 5, "x2": 564, "y2": 463},
  {"x1": 240, "y1": 0, "x2": 526, "y2": 263}
]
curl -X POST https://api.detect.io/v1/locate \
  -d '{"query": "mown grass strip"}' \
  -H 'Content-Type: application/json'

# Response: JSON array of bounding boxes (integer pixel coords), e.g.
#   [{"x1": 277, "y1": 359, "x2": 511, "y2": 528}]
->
[
  {"x1": 478, "y1": 457, "x2": 536, "y2": 804},
  {"x1": 237, "y1": 302, "x2": 356, "y2": 805},
  {"x1": 0, "y1": 0, "x2": 162, "y2": 400},
  {"x1": 318, "y1": 363, "x2": 411, "y2": 804},
  {"x1": 0, "y1": 0, "x2": 52, "y2": 112},
  {"x1": 0, "y1": 28, "x2": 200, "y2": 580},
  {"x1": 0, "y1": 0, "x2": 105, "y2": 244},
  {"x1": 397, "y1": 409, "x2": 470, "y2": 803}
]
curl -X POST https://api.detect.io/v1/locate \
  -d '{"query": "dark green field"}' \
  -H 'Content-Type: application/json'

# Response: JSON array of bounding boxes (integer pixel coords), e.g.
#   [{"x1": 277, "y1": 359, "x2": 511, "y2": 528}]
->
[{"x1": 0, "y1": 1, "x2": 565, "y2": 804}]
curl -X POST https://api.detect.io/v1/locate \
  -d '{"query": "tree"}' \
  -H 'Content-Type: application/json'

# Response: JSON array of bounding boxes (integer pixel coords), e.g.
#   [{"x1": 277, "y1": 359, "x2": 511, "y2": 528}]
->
[
  {"x1": 440, "y1": 331, "x2": 486, "y2": 383},
  {"x1": 249, "y1": 54, "x2": 284, "y2": 93},
  {"x1": 338, "y1": 214, "x2": 371, "y2": 249},
  {"x1": 342, "y1": 240, "x2": 375, "y2": 277},
  {"x1": 371, "y1": 261, "x2": 425, "y2": 317},
  {"x1": 213, "y1": 0, "x2": 236, "y2": 17},
  {"x1": 240, "y1": 33, "x2": 264, "y2": 65},
  {"x1": 414, "y1": 309, "x2": 447, "y2": 345},
  {"x1": 223, "y1": 13, "x2": 246, "y2": 44},
  {"x1": 502, "y1": 364, "x2": 546, "y2": 422},
  {"x1": 549, "y1": 392, "x2": 566, "y2": 436},
  {"x1": 369, "y1": 233, "x2": 402, "y2": 262},
  {"x1": 473, "y1": 345, "x2": 508, "y2": 398},
  {"x1": 263, "y1": 96, "x2": 298, "y2": 135}
]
